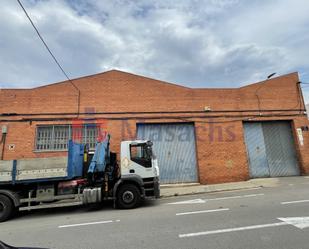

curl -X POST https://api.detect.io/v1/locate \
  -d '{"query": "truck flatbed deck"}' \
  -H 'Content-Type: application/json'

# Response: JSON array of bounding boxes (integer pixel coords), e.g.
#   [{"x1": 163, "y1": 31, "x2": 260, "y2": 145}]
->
[{"x1": 0, "y1": 141, "x2": 84, "y2": 184}]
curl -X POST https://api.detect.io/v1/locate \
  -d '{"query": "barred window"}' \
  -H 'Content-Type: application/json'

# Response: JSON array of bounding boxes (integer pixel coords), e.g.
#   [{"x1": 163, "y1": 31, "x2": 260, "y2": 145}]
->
[
  {"x1": 35, "y1": 124, "x2": 99, "y2": 151},
  {"x1": 84, "y1": 124, "x2": 99, "y2": 149}
]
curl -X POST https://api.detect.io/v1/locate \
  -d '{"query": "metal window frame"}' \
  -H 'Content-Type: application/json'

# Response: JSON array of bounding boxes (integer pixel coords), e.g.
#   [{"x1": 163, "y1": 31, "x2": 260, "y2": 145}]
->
[
  {"x1": 34, "y1": 124, "x2": 99, "y2": 152},
  {"x1": 35, "y1": 125, "x2": 70, "y2": 152}
]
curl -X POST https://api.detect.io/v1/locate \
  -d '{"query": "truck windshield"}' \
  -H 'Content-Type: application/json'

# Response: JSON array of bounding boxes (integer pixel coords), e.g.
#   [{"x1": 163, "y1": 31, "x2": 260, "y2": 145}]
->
[{"x1": 130, "y1": 143, "x2": 153, "y2": 168}]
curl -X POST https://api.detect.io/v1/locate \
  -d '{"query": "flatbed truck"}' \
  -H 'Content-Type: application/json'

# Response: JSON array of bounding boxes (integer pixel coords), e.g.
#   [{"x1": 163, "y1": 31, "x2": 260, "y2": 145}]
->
[{"x1": 0, "y1": 135, "x2": 160, "y2": 222}]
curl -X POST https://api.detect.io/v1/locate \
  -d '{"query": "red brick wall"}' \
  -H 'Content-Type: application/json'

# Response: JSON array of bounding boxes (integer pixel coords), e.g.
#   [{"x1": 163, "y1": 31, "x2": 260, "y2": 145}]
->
[
  {"x1": 0, "y1": 70, "x2": 302, "y2": 114},
  {"x1": 292, "y1": 118, "x2": 309, "y2": 174},
  {"x1": 194, "y1": 120, "x2": 249, "y2": 184},
  {"x1": 1, "y1": 70, "x2": 309, "y2": 184}
]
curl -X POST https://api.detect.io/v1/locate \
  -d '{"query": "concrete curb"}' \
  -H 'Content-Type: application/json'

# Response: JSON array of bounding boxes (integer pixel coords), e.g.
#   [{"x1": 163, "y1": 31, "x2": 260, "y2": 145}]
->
[
  {"x1": 160, "y1": 185, "x2": 261, "y2": 198},
  {"x1": 159, "y1": 178, "x2": 283, "y2": 198}
]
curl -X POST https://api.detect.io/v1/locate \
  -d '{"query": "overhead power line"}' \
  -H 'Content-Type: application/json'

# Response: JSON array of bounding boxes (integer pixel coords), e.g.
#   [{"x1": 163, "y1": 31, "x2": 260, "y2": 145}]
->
[{"x1": 16, "y1": 0, "x2": 80, "y2": 116}]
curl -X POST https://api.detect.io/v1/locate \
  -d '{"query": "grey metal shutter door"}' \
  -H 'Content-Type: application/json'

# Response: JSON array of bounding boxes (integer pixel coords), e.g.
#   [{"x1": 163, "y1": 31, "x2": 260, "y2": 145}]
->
[
  {"x1": 243, "y1": 123, "x2": 270, "y2": 178},
  {"x1": 262, "y1": 122, "x2": 299, "y2": 177},
  {"x1": 244, "y1": 121, "x2": 299, "y2": 178},
  {"x1": 137, "y1": 123, "x2": 198, "y2": 184}
]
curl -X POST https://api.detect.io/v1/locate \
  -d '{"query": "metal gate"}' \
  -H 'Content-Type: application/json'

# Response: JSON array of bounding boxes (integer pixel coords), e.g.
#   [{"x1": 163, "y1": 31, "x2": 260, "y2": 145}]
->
[
  {"x1": 137, "y1": 123, "x2": 198, "y2": 184},
  {"x1": 244, "y1": 121, "x2": 299, "y2": 178}
]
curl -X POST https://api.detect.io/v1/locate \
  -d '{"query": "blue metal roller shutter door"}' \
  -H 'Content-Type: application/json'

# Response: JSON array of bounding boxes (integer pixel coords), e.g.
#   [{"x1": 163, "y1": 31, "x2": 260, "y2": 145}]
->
[
  {"x1": 137, "y1": 123, "x2": 198, "y2": 184},
  {"x1": 244, "y1": 121, "x2": 299, "y2": 178},
  {"x1": 262, "y1": 122, "x2": 300, "y2": 177},
  {"x1": 243, "y1": 123, "x2": 270, "y2": 178}
]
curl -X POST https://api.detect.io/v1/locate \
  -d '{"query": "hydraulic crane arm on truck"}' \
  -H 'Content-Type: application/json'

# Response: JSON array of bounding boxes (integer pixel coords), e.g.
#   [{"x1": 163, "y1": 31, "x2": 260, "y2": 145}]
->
[{"x1": 0, "y1": 135, "x2": 160, "y2": 222}]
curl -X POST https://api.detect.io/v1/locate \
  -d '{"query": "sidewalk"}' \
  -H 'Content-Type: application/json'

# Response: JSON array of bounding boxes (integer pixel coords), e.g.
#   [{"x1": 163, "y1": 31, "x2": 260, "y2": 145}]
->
[{"x1": 160, "y1": 176, "x2": 309, "y2": 198}]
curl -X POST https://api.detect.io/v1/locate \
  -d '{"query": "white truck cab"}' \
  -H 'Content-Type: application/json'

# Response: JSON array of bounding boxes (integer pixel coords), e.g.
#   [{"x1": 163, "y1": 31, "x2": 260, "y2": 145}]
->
[
  {"x1": 120, "y1": 140, "x2": 159, "y2": 179},
  {"x1": 118, "y1": 140, "x2": 160, "y2": 203}
]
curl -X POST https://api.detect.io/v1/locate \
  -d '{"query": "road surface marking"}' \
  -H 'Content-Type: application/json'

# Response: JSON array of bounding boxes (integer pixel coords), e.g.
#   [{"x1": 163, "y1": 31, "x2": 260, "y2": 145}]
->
[
  {"x1": 179, "y1": 217, "x2": 309, "y2": 238},
  {"x1": 206, "y1": 193, "x2": 264, "y2": 201},
  {"x1": 58, "y1": 220, "x2": 117, "y2": 228},
  {"x1": 179, "y1": 222, "x2": 285, "y2": 238},
  {"x1": 176, "y1": 208, "x2": 229, "y2": 216},
  {"x1": 167, "y1": 199, "x2": 206, "y2": 205},
  {"x1": 167, "y1": 194, "x2": 264, "y2": 205},
  {"x1": 281, "y1": 200, "x2": 309, "y2": 205},
  {"x1": 278, "y1": 217, "x2": 309, "y2": 229}
]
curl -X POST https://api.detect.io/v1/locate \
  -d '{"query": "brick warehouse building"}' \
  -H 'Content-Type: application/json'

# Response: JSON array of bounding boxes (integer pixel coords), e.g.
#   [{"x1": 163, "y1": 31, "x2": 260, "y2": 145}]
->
[{"x1": 1, "y1": 70, "x2": 309, "y2": 184}]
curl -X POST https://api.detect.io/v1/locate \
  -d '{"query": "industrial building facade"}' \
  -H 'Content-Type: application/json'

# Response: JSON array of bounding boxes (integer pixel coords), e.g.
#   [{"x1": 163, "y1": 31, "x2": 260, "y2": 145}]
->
[{"x1": 1, "y1": 70, "x2": 309, "y2": 184}]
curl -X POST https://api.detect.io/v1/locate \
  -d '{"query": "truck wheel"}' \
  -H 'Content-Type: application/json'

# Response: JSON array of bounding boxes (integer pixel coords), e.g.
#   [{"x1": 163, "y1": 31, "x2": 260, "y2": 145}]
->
[
  {"x1": 0, "y1": 195, "x2": 13, "y2": 222},
  {"x1": 117, "y1": 184, "x2": 141, "y2": 209}
]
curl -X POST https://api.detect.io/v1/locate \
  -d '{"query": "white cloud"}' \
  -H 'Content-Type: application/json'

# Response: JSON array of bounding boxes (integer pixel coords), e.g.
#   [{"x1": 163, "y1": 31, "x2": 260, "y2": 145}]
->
[{"x1": 0, "y1": 0, "x2": 309, "y2": 100}]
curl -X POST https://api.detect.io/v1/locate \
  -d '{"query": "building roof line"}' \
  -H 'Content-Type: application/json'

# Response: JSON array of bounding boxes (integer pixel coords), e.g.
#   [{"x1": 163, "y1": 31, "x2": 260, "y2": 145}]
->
[
  {"x1": 0, "y1": 70, "x2": 299, "y2": 91},
  {"x1": 0, "y1": 69, "x2": 191, "y2": 91}
]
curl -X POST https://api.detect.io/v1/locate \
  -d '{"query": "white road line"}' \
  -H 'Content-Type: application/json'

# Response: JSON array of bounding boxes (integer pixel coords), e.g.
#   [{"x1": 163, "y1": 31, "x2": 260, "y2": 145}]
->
[
  {"x1": 176, "y1": 208, "x2": 229, "y2": 216},
  {"x1": 179, "y1": 216, "x2": 309, "y2": 238},
  {"x1": 167, "y1": 199, "x2": 206, "y2": 205},
  {"x1": 58, "y1": 220, "x2": 116, "y2": 228},
  {"x1": 207, "y1": 193, "x2": 264, "y2": 201},
  {"x1": 166, "y1": 193, "x2": 264, "y2": 205},
  {"x1": 281, "y1": 200, "x2": 309, "y2": 205},
  {"x1": 179, "y1": 222, "x2": 286, "y2": 238}
]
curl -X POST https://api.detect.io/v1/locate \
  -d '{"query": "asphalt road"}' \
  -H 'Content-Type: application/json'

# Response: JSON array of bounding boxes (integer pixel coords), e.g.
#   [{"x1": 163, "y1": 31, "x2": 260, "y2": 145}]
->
[{"x1": 1, "y1": 177, "x2": 309, "y2": 249}]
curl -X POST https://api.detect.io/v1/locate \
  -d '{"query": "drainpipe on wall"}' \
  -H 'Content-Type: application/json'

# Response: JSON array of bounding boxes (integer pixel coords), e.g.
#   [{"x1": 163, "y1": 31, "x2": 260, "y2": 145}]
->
[{"x1": 1, "y1": 125, "x2": 7, "y2": 160}]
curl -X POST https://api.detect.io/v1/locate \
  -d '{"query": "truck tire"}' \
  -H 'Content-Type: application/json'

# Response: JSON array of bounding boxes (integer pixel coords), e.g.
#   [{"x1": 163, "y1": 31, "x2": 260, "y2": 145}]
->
[
  {"x1": 116, "y1": 184, "x2": 141, "y2": 209},
  {"x1": 0, "y1": 194, "x2": 14, "y2": 222}
]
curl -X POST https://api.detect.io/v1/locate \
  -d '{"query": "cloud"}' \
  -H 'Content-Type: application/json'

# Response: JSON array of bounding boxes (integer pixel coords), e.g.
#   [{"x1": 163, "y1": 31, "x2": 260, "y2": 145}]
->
[{"x1": 0, "y1": 0, "x2": 309, "y2": 102}]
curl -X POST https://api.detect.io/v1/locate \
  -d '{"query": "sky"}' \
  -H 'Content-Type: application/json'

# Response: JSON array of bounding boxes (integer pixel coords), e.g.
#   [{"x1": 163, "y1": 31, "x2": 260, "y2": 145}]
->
[{"x1": 1, "y1": 0, "x2": 309, "y2": 101}]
